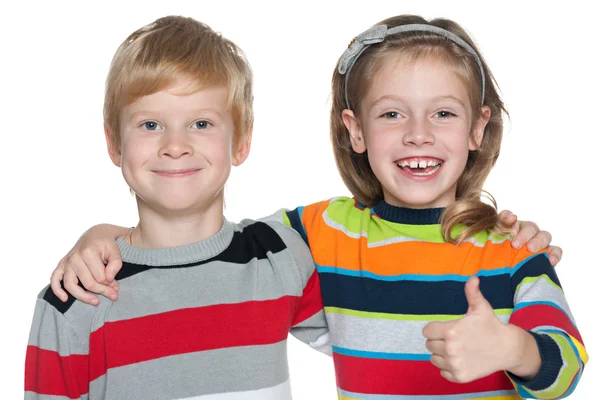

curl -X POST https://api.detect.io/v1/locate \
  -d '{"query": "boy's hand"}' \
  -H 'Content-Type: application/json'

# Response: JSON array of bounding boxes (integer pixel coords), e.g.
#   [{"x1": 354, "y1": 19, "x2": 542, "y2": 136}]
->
[
  {"x1": 422, "y1": 277, "x2": 515, "y2": 383},
  {"x1": 50, "y1": 224, "x2": 128, "y2": 305},
  {"x1": 498, "y1": 210, "x2": 562, "y2": 266}
]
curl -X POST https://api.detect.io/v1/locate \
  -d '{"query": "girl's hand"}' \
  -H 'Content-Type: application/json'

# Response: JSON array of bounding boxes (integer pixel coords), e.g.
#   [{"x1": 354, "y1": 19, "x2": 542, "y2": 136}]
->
[
  {"x1": 50, "y1": 224, "x2": 129, "y2": 305},
  {"x1": 498, "y1": 210, "x2": 562, "y2": 266}
]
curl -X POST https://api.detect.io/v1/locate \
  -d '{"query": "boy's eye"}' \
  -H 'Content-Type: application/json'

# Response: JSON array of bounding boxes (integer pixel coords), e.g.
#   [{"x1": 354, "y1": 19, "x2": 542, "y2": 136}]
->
[
  {"x1": 142, "y1": 121, "x2": 161, "y2": 130},
  {"x1": 193, "y1": 120, "x2": 210, "y2": 129},
  {"x1": 435, "y1": 111, "x2": 456, "y2": 118},
  {"x1": 382, "y1": 111, "x2": 400, "y2": 119}
]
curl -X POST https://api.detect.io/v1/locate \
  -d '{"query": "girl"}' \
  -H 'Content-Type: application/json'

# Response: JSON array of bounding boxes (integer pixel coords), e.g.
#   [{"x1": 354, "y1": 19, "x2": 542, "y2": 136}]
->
[{"x1": 50, "y1": 15, "x2": 583, "y2": 399}]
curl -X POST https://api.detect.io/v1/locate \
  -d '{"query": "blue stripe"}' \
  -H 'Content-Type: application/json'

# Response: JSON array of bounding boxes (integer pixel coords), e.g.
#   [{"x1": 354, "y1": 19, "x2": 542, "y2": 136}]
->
[
  {"x1": 316, "y1": 264, "x2": 511, "y2": 282},
  {"x1": 285, "y1": 207, "x2": 308, "y2": 246},
  {"x1": 320, "y1": 272, "x2": 513, "y2": 315},
  {"x1": 332, "y1": 346, "x2": 431, "y2": 361},
  {"x1": 337, "y1": 389, "x2": 519, "y2": 399},
  {"x1": 510, "y1": 252, "x2": 549, "y2": 276}
]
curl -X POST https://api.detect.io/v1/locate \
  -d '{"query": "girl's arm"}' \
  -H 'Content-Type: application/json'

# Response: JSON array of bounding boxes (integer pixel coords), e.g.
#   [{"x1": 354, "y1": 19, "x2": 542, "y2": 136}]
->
[
  {"x1": 506, "y1": 248, "x2": 588, "y2": 399},
  {"x1": 50, "y1": 205, "x2": 561, "y2": 304}
]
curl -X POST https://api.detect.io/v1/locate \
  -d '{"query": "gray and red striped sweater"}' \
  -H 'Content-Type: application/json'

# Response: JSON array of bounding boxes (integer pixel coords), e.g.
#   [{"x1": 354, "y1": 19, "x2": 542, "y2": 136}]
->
[{"x1": 25, "y1": 219, "x2": 329, "y2": 399}]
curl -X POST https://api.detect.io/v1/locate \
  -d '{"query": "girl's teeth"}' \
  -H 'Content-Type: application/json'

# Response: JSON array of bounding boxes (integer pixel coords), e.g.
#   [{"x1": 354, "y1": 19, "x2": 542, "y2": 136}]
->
[
  {"x1": 419, "y1": 160, "x2": 427, "y2": 168},
  {"x1": 410, "y1": 161, "x2": 418, "y2": 168}
]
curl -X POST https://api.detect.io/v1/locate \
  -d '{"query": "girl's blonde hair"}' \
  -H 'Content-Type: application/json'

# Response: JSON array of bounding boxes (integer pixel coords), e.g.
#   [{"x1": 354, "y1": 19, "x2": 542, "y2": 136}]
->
[
  {"x1": 104, "y1": 16, "x2": 253, "y2": 151},
  {"x1": 331, "y1": 15, "x2": 508, "y2": 243}
]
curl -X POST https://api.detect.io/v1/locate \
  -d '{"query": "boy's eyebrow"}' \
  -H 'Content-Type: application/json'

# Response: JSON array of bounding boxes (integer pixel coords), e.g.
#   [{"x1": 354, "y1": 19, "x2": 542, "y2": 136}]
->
[{"x1": 128, "y1": 108, "x2": 225, "y2": 121}]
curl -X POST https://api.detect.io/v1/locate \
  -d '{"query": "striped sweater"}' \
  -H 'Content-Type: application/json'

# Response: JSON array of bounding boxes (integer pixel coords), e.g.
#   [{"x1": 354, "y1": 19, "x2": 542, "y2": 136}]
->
[
  {"x1": 279, "y1": 197, "x2": 587, "y2": 399},
  {"x1": 25, "y1": 219, "x2": 329, "y2": 400}
]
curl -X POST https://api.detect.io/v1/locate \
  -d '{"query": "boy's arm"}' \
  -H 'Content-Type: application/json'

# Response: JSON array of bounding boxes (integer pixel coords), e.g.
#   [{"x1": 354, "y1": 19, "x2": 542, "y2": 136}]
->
[
  {"x1": 507, "y1": 250, "x2": 588, "y2": 399},
  {"x1": 265, "y1": 221, "x2": 331, "y2": 355},
  {"x1": 25, "y1": 288, "x2": 90, "y2": 399}
]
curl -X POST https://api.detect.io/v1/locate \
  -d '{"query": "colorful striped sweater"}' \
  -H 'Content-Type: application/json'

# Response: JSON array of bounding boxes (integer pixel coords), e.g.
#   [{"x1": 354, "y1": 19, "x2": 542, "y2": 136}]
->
[
  {"x1": 25, "y1": 219, "x2": 329, "y2": 400},
  {"x1": 279, "y1": 197, "x2": 587, "y2": 399}
]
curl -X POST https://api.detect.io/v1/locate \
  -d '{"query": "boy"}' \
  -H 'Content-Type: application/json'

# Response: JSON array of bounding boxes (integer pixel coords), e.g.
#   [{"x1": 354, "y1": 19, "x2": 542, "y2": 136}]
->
[{"x1": 25, "y1": 16, "x2": 328, "y2": 400}]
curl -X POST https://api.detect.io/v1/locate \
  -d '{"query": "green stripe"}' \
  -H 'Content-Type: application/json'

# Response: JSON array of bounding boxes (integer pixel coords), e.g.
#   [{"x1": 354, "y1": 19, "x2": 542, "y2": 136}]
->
[
  {"x1": 324, "y1": 198, "x2": 510, "y2": 245},
  {"x1": 281, "y1": 211, "x2": 292, "y2": 228},
  {"x1": 324, "y1": 306, "x2": 512, "y2": 321}
]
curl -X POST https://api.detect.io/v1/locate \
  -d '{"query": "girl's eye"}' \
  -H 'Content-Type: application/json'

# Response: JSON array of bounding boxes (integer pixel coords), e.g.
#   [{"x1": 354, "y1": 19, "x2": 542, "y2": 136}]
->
[
  {"x1": 193, "y1": 120, "x2": 210, "y2": 129},
  {"x1": 382, "y1": 111, "x2": 400, "y2": 119},
  {"x1": 142, "y1": 121, "x2": 161, "y2": 130},
  {"x1": 435, "y1": 111, "x2": 456, "y2": 118}
]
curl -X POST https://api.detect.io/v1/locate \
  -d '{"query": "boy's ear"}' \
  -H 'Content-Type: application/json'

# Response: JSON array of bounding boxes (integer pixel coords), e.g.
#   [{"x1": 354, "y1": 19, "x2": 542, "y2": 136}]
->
[
  {"x1": 104, "y1": 125, "x2": 121, "y2": 167},
  {"x1": 232, "y1": 134, "x2": 252, "y2": 166},
  {"x1": 342, "y1": 109, "x2": 367, "y2": 154},
  {"x1": 469, "y1": 106, "x2": 491, "y2": 151}
]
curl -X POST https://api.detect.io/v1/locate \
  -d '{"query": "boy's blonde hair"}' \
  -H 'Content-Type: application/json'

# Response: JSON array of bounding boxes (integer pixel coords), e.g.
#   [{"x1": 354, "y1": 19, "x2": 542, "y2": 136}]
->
[
  {"x1": 104, "y1": 16, "x2": 253, "y2": 150},
  {"x1": 331, "y1": 15, "x2": 508, "y2": 243}
]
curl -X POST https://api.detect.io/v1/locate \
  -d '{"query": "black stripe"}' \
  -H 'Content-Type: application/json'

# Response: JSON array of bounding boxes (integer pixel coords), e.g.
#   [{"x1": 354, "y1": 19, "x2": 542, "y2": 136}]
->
[
  {"x1": 285, "y1": 208, "x2": 309, "y2": 246},
  {"x1": 42, "y1": 281, "x2": 81, "y2": 314},
  {"x1": 49, "y1": 221, "x2": 288, "y2": 314},
  {"x1": 510, "y1": 253, "x2": 560, "y2": 293},
  {"x1": 319, "y1": 273, "x2": 514, "y2": 315}
]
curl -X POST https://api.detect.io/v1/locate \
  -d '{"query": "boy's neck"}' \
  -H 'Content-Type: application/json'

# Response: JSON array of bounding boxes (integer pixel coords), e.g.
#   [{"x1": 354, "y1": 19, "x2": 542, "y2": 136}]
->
[{"x1": 131, "y1": 198, "x2": 225, "y2": 249}]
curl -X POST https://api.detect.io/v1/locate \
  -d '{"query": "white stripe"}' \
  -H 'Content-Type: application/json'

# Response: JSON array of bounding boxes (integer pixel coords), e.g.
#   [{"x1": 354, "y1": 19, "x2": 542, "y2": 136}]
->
[
  {"x1": 322, "y1": 209, "x2": 365, "y2": 239},
  {"x1": 326, "y1": 311, "x2": 511, "y2": 354},
  {"x1": 179, "y1": 379, "x2": 292, "y2": 400}
]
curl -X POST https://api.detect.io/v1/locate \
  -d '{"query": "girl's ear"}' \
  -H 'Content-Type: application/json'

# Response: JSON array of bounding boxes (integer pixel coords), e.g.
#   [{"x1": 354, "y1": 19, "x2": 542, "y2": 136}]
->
[
  {"x1": 342, "y1": 109, "x2": 367, "y2": 153},
  {"x1": 469, "y1": 106, "x2": 491, "y2": 151}
]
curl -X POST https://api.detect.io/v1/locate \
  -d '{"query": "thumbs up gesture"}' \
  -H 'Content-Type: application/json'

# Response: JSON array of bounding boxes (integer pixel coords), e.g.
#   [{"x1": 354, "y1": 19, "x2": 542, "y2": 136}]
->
[{"x1": 422, "y1": 276, "x2": 513, "y2": 383}]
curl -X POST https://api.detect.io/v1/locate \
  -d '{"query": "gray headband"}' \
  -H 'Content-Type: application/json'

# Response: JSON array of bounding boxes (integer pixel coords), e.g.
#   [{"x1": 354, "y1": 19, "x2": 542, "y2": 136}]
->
[{"x1": 338, "y1": 24, "x2": 486, "y2": 109}]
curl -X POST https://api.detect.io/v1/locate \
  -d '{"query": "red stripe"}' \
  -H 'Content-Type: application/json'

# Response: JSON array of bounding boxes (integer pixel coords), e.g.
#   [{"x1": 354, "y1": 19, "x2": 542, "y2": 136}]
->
[
  {"x1": 510, "y1": 304, "x2": 583, "y2": 344},
  {"x1": 292, "y1": 269, "x2": 324, "y2": 326},
  {"x1": 89, "y1": 296, "x2": 300, "y2": 381},
  {"x1": 25, "y1": 346, "x2": 89, "y2": 398},
  {"x1": 333, "y1": 353, "x2": 514, "y2": 395}
]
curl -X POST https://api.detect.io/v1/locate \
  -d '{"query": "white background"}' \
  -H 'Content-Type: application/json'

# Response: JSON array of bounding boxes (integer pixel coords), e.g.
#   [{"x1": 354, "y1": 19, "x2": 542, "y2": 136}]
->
[{"x1": 2, "y1": 0, "x2": 598, "y2": 398}]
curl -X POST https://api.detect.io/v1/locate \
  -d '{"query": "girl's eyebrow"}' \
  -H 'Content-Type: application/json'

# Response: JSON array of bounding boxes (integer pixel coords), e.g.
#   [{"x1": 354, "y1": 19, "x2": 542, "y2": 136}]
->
[{"x1": 431, "y1": 95, "x2": 466, "y2": 107}]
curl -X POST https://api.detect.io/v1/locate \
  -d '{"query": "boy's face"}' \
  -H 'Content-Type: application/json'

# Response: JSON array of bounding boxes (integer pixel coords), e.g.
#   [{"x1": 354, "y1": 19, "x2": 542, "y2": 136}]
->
[{"x1": 106, "y1": 79, "x2": 249, "y2": 215}]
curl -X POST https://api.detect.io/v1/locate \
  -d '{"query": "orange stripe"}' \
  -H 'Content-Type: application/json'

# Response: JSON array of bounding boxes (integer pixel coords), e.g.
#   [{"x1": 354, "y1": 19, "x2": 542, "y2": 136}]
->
[{"x1": 309, "y1": 224, "x2": 520, "y2": 275}]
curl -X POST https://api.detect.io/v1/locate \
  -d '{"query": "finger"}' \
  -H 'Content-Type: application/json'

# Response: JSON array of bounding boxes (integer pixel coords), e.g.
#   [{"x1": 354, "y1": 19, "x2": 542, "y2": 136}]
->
[
  {"x1": 103, "y1": 245, "x2": 123, "y2": 281},
  {"x1": 548, "y1": 245, "x2": 563, "y2": 267},
  {"x1": 83, "y1": 252, "x2": 110, "y2": 285},
  {"x1": 430, "y1": 354, "x2": 449, "y2": 370},
  {"x1": 77, "y1": 266, "x2": 117, "y2": 301},
  {"x1": 440, "y1": 369, "x2": 458, "y2": 383},
  {"x1": 425, "y1": 339, "x2": 447, "y2": 356},
  {"x1": 526, "y1": 230, "x2": 552, "y2": 253},
  {"x1": 108, "y1": 280, "x2": 120, "y2": 292},
  {"x1": 64, "y1": 268, "x2": 99, "y2": 305},
  {"x1": 50, "y1": 265, "x2": 68, "y2": 302},
  {"x1": 423, "y1": 321, "x2": 448, "y2": 340},
  {"x1": 511, "y1": 221, "x2": 540, "y2": 250},
  {"x1": 498, "y1": 210, "x2": 517, "y2": 230},
  {"x1": 465, "y1": 276, "x2": 490, "y2": 313}
]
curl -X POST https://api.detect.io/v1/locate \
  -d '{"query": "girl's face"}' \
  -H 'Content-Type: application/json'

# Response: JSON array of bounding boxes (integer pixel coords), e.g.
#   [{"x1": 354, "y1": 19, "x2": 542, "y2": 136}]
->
[{"x1": 343, "y1": 54, "x2": 490, "y2": 209}]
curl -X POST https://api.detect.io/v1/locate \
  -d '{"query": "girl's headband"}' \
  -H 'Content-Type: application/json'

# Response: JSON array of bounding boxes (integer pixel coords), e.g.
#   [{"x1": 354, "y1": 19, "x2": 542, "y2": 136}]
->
[{"x1": 338, "y1": 24, "x2": 486, "y2": 109}]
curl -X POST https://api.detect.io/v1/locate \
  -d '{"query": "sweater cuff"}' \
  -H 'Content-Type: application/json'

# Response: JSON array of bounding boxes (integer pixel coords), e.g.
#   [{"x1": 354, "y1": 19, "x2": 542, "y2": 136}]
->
[{"x1": 507, "y1": 331, "x2": 563, "y2": 391}]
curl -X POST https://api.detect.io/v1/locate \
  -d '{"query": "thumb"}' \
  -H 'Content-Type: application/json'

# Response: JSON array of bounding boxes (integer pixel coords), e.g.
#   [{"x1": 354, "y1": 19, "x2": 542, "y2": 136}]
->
[
  {"x1": 465, "y1": 276, "x2": 491, "y2": 314},
  {"x1": 103, "y1": 245, "x2": 123, "y2": 282}
]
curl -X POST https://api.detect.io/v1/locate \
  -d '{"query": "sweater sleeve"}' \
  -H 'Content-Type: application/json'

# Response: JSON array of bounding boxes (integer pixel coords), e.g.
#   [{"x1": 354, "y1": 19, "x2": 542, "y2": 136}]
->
[
  {"x1": 25, "y1": 287, "x2": 90, "y2": 399},
  {"x1": 263, "y1": 219, "x2": 331, "y2": 355},
  {"x1": 506, "y1": 249, "x2": 588, "y2": 399}
]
